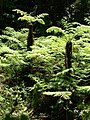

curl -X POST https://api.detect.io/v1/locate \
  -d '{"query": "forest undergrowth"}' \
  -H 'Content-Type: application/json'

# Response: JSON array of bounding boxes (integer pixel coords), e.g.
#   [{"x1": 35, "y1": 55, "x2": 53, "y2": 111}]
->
[{"x1": 1, "y1": 15, "x2": 90, "y2": 120}]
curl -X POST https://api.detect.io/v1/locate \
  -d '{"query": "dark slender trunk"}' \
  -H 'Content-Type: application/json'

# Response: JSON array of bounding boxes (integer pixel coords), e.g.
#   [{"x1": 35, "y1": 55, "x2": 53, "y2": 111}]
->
[
  {"x1": 27, "y1": 23, "x2": 34, "y2": 51},
  {"x1": 65, "y1": 41, "x2": 72, "y2": 75}
]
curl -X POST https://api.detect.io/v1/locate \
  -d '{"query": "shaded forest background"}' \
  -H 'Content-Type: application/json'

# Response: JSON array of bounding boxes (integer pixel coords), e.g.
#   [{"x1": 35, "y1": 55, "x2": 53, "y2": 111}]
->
[{"x1": 1, "y1": 0, "x2": 90, "y2": 29}]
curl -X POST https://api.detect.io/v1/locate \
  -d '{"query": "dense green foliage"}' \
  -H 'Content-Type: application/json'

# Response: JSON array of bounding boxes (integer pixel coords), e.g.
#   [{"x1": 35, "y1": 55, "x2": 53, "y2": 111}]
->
[
  {"x1": 0, "y1": 21, "x2": 90, "y2": 119},
  {"x1": 1, "y1": 0, "x2": 90, "y2": 120}
]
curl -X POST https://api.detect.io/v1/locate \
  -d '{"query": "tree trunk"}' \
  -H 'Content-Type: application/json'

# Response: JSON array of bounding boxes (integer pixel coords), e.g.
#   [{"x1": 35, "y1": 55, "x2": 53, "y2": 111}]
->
[
  {"x1": 27, "y1": 23, "x2": 34, "y2": 51},
  {"x1": 65, "y1": 41, "x2": 72, "y2": 75}
]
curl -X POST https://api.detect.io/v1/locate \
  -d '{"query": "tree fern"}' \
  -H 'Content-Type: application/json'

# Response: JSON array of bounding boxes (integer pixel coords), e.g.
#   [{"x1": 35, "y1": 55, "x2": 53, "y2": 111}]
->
[{"x1": 13, "y1": 9, "x2": 48, "y2": 25}]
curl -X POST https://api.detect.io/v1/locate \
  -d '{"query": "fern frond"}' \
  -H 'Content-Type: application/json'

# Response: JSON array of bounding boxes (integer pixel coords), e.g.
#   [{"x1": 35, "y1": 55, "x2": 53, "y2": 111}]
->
[
  {"x1": 34, "y1": 18, "x2": 45, "y2": 25},
  {"x1": 18, "y1": 15, "x2": 35, "y2": 23},
  {"x1": 46, "y1": 26, "x2": 64, "y2": 34},
  {"x1": 77, "y1": 86, "x2": 90, "y2": 93},
  {"x1": 13, "y1": 9, "x2": 27, "y2": 15},
  {"x1": 43, "y1": 91, "x2": 72, "y2": 99},
  {"x1": 37, "y1": 13, "x2": 49, "y2": 18}
]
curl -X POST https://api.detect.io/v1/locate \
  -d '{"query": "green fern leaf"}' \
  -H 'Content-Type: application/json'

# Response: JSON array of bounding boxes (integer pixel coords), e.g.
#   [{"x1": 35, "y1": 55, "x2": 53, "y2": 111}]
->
[
  {"x1": 35, "y1": 18, "x2": 45, "y2": 25},
  {"x1": 13, "y1": 9, "x2": 27, "y2": 15},
  {"x1": 18, "y1": 15, "x2": 35, "y2": 23},
  {"x1": 46, "y1": 26, "x2": 64, "y2": 34},
  {"x1": 37, "y1": 13, "x2": 49, "y2": 18},
  {"x1": 43, "y1": 91, "x2": 72, "y2": 99}
]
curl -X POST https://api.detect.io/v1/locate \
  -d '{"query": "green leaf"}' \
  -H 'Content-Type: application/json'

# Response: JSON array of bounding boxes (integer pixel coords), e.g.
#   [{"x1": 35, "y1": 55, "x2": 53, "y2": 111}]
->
[
  {"x1": 37, "y1": 13, "x2": 49, "y2": 18},
  {"x1": 13, "y1": 9, "x2": 27, "y2": 15},
  {"x1": 43, "y1": 91, "x2": 72, "y2": 99},
  {"x1": 18, "y1": 15, "x2": 35, "y2": 23},
  {"x1": 0, "y1": 95, "x2": 4, "y2": 101},
  {"x1": 35, "y1": 18, "x2": 45, "y2": 25},
  {"x1": 77, "y1": 86, "x2": 90, "y2": 93},
  {"x1": 46, "y1": 26, "x2": 64, "y2": 34}
]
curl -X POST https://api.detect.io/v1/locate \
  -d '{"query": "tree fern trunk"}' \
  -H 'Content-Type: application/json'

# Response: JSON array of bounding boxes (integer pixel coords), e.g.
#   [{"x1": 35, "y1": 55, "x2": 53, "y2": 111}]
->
[
  {"x1": 27, "y1": 23, "x2": 33, "y2": 51},
  {"x1": 65, "y1": 41, "x2": 72, "y2": 75}
]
